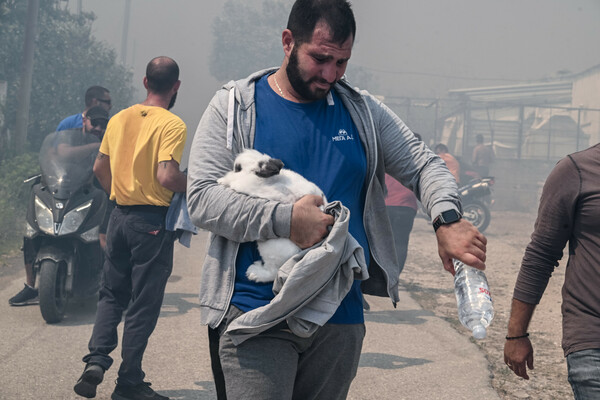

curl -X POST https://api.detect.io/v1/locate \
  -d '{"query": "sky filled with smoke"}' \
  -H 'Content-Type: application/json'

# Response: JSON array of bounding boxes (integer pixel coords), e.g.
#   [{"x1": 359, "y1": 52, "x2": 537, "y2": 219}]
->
[{"x1": 72, "y1": 0, "x2": 600, "y2": 162}]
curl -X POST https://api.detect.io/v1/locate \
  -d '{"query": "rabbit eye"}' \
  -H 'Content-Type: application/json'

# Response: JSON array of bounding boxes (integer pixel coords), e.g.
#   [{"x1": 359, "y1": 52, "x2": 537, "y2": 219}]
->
[{"x1": 234, "y1": 163, "x2": 242, "y2": 172}]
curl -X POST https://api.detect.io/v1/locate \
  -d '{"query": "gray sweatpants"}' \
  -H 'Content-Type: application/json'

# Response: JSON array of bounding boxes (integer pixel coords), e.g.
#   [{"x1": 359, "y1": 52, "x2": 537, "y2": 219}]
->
[{"x1": 217, "y1": 305, "x2": 365, "y2": 400}]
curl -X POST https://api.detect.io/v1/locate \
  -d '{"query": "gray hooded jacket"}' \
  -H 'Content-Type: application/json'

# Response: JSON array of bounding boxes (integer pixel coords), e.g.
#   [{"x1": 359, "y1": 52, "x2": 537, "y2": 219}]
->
[{"x1": 187, "y1": 68, "x2": 460, "y2": 329}]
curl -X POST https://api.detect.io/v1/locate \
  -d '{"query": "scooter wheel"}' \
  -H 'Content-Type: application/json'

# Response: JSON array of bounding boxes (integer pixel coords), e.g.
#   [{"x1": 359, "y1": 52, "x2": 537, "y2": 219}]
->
[
  {"x1": 38, "y1": 260, "x2": 68, "y2": 324},
  {"x1": 462, "y1": 200, "x2": 491, "y2": 233}
]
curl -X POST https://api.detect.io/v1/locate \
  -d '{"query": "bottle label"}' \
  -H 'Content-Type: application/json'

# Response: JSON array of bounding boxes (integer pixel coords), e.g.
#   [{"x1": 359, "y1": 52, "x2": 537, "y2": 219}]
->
[{"x1": 478, "y1": 286, "x2": 492, "y2": 301}]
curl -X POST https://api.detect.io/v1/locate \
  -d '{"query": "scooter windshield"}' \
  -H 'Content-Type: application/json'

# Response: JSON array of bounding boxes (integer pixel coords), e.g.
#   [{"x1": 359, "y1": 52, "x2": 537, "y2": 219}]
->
[{"x1": 39, "y1": 129, "x2": 101, "y2": 199}]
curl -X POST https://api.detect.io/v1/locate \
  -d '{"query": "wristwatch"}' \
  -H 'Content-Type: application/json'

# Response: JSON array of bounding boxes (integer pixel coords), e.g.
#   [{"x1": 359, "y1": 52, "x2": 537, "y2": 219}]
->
[{"x1": 432, "y1": 209, "x2": 462, "y2": 232}]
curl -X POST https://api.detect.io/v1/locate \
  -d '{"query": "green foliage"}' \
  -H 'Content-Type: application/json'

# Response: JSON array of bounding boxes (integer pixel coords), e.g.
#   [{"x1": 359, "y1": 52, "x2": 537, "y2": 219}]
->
[
  {"x1": 209, "y1": 0, "x2": 375, "y2": 90},
  {"x1": 0, "y1": 0, "x2": 135, "y2": 255},
  {"x1": 0, "y1": 0, "x2": 136, "y2": 158},
  {"x1": 0, "y1": 152, "x2": 38, "y2": 253}
]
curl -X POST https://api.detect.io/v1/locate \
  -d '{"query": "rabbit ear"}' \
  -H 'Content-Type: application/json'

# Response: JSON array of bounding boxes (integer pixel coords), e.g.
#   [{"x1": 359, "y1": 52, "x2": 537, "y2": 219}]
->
[{"x1": 255, "y1": 158, "x2": 284, "y2": 178}]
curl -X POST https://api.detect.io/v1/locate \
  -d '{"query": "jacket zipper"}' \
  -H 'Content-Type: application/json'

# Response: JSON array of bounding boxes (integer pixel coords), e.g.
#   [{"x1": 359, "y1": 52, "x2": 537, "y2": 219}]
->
[{"x1": 360, "y1": 94, "x2": 397, "y2": 306}]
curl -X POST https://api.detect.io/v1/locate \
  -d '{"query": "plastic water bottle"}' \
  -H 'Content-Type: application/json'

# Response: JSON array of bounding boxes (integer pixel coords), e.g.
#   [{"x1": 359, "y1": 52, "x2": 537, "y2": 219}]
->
[{"x1": 453, "y1": 259, "x2": 494, "y2": 339}]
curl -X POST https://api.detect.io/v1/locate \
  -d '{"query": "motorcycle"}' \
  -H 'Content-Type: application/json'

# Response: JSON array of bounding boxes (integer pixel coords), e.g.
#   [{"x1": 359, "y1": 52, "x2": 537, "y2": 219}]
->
[
  {"x1": 24, "y1": 129, "x2": 107, "y2": 323},
  {"x1": 416, "y1": 176, "x2": 495, "y2": 233},
  {"x1": 458, "y1": 177, "x2": 494, "y2": 233}
]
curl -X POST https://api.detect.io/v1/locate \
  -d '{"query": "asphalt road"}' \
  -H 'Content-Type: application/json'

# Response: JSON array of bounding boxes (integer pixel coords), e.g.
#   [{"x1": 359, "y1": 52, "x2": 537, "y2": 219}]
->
[{"x1": 0, "y1": 230, "x2": 499, "y2": 400}]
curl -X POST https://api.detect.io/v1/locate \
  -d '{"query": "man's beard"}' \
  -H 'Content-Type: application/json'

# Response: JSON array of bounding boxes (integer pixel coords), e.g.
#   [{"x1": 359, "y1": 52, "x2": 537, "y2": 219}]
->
[
  {"x1": 168, "y1": 92, "x2": 178, "y2": 110},
  {"x1": 286, "y1": 47, "x2": 332, "y2": 101}
]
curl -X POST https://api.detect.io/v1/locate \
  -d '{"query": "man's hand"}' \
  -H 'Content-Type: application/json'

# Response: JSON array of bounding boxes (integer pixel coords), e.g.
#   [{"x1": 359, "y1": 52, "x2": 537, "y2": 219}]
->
[
  {"x1": 435, "y1": 218, "x2": 486, "y2": 274},
  {"x1": 504, "y1": 298, "x2": 536, "y2": 380},
  {"x1": 504, "y1": 337, "x2": 534, "y2": 380},
  {"x1": 290, "y1": 195, "x2": 334, "y2": 249}
]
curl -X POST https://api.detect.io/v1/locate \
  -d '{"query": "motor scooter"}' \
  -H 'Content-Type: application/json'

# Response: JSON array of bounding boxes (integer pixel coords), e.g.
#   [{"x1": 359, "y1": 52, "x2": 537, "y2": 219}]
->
[
  {"x1": 458, "y1": 177, "x2": 494, "y2": 233},
  {"x1": 416, "y1": 175, "x2": 495, "y2": 233},
  {"x1": 24, "y1": 129, "x2": 106, "y2": 323}
]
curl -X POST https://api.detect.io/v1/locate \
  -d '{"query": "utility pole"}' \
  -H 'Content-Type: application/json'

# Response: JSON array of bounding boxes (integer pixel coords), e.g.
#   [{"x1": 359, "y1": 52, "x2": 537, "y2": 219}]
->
[
  {"x1": 14, "y1": 0, "x2": 39, "y2": 154},
  {"x1": 121, "y1": 0, "x2": 132, "y2": 65}
]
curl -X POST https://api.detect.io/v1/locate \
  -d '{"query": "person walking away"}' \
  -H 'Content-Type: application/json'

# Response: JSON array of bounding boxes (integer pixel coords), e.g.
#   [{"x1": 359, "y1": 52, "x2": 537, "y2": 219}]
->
[
  {"x1": 471, "y1": 134, "x2": 494, "y2": 177},
  {"x1": 434, "y1": 143, "x2": 461, "y2": 184},
  {"x1": 504, "y1": 144, "x2": 600, "y2": 399},
  {"x1": 73, "y1": 56, "x2": 187, "y2": 400},
  {"x1": 187, "y1": 1, "x2": 487, "y2": 398}
]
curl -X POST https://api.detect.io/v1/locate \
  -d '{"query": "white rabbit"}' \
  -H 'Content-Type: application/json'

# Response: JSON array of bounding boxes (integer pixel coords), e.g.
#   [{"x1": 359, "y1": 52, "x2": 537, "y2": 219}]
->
[{"x1": 217, "y1": 149, "x2": 327, "y2": 282}]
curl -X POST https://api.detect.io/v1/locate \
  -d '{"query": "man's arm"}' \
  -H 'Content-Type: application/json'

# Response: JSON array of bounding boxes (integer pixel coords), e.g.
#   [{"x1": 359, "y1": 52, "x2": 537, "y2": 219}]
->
[
  {"x1": 504, "y1": 298, "x2": 536, "y2": 380},
  {"x1": 187, "y1": 88, "x2": 294, "y2": 244},
  {"x1": 56, "y1": 142, "x2": 100, "y2": 161},
  {"x1": 504, "y1": 156, "x2": 578, "y2": 380},
  {"x1": 363, "y1": 93, "x2": 485, "y2": 272},
  {"x1": 93, "y1": 152, "x2": 111, "y2": 194},
  {"x1": 157, "y1": 159, "x2": 187, "y2": 193}
]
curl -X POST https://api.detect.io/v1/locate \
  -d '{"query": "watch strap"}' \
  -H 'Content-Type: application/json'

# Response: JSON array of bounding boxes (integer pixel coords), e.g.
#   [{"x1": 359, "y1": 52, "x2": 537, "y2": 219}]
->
[{"x1": 432, "y1": 216, "x2": 444, "y2": 232}]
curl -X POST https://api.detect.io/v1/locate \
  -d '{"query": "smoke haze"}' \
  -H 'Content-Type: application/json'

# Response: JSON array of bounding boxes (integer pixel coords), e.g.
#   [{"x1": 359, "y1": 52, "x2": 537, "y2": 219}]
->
[{"x1": 72, "y1": 0, "x2": 600, "y2": 164}]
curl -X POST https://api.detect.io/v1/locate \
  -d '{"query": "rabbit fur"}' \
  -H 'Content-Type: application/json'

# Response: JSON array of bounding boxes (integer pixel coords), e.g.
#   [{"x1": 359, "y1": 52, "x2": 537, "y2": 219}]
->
[{"x1": 217, "y1": 149, "x2": 327, "y2": 282}]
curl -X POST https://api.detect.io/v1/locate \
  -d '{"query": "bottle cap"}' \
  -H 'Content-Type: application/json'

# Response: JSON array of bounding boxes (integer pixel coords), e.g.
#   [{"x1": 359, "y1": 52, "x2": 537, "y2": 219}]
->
[{"x1": 472, "y1": 325, "x2": 487, "y2": 339}]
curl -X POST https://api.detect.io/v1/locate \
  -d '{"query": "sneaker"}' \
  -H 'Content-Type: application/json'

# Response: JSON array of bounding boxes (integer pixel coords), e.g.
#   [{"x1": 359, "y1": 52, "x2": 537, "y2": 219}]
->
[
  {"x1": 74, "y1": 364, "x2": 104, "y2": 398},
  {"x1": 8, "y1": 284, "x2": 39, "y2": 306},
  {"x1": 111, "y1": 382, "x2": 169, "y2": 400}
]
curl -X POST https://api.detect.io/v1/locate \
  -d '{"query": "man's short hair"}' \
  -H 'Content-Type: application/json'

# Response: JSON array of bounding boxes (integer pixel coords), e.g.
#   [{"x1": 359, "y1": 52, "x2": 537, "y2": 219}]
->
[
  {"x1": 146, "y1": 56, "x2": 180, "y2": 95},
  {"x1": 85, "y1": 86, "x2": 110, "y2": 108},
  {"x1": 287, "y1": 0, "x2": 356, "y2": 46}
]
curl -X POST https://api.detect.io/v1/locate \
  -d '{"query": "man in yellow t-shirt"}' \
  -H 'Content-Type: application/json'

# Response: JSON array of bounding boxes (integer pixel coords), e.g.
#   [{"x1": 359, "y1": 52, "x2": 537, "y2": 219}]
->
[{"x1": 74, "y1": 56, "x2": 187, "y2": 400}]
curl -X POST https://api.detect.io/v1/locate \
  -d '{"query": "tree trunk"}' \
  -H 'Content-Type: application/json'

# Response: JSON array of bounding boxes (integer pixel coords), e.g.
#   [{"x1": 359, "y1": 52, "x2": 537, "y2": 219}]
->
[{"x1": 14, "y1": 0, "x2": 39, "y2": 154}]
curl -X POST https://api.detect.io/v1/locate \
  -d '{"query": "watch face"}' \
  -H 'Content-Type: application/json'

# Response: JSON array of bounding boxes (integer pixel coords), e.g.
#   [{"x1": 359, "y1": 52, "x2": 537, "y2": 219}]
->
[
  {"x1": 433, "y1": 209, "x2": 462, "y2": 231},
  {"x1": 441, "y1": 209, "x2": 461, "y2": 223}
]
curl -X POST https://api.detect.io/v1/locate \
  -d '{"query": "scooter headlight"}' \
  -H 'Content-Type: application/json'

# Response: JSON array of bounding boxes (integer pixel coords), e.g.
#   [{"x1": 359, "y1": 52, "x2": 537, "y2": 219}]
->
[
  {"x1": 60, "y1": 200, "x2": 92, "y2": 235},
  {"x1": 34, "y1": 196, "x2": 53, "y2": 235}
]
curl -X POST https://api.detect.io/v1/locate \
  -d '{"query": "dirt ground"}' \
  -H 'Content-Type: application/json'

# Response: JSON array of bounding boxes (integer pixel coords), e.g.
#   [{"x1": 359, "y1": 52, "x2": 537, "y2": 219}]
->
[
  {"x1": 403, "y1": 210, "x2": 572, "y2": 399},
  {"x1": 0, "y1": 210, "x2": 572, "y2": 399}
]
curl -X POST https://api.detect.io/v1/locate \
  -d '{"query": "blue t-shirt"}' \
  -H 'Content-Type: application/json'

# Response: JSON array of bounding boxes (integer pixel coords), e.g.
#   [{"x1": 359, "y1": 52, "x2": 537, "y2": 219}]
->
[
  {"x1": 56, "y1": 113, "x2": 83, "y2": 131},
  {"x1": 231, "y1": 75, "x2": 370, "y2": 324}
]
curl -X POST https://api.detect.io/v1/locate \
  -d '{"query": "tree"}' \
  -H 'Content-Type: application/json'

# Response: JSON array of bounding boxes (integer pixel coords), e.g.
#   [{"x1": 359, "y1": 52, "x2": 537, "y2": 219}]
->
[
  {"x1": 14, "y1": 0, "x2": 38, "y2": 154},
  {"x1": 0, "y1": 0, "x2": 137, "y2": 255},
  {"x1": 0, "y1": 0, "x2": 136, "y2": 159},
  {"x1": 209, "y1": 0, "x2": 375, "y2": 90},
  {"x1": 210, "y1": 0, "x2": 289, "y2": 82}
]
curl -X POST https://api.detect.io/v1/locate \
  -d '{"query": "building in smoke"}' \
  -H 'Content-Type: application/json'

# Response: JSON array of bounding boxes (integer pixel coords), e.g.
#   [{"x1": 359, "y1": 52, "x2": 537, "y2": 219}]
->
[{"x1": 442, "y1": 64, "x2": 600, "y2": 162}]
